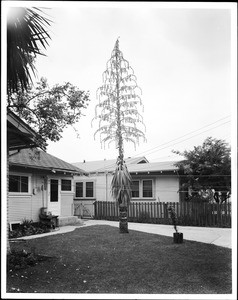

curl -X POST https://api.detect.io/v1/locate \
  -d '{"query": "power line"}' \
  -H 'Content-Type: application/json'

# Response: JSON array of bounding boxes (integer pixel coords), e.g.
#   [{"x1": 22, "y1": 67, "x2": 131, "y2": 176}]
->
[
  {"x1": 130, "y1": 119, "x2": 231, "y2": 158},
  {"x1": 89, "y1": 115, "x2": 231, "y2": 173}
]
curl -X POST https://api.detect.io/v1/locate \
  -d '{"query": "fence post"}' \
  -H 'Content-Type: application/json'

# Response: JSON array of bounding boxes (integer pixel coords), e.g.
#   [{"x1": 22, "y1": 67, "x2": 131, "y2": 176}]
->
[{"x1": 94, "y1": 201, "x2": 97, "y2": 220}]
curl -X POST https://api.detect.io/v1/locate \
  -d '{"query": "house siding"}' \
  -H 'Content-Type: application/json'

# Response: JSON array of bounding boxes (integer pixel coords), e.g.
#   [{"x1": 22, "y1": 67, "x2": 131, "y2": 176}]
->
[
  {"x1": 9, "y1": 196, "x2": 32, "y2": 223},
  {"x1": 9, "y1": 173, "x2": 46, "y2": 223},
  {"x1": 155, "y1": 176, "x2": 179, "y2": 202},
  {"x1": 9, "y1": 171, "x2": 76, "y2": 224},
  {"x1": 73, "y1": 172, "x2": 180, "y2": 216}
]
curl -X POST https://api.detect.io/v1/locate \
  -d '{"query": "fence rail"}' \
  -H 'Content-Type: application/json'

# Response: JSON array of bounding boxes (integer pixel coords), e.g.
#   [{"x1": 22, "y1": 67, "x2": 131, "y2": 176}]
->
[{"x1": 94, "y1": 201, "x2": 231, "y2": 228}]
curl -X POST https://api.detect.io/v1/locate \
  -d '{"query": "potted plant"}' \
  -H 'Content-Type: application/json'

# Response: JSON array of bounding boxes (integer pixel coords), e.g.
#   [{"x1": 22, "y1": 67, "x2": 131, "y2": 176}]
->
[{"x1": 167, "y1": 204, "x2": 183, "y2": 243}]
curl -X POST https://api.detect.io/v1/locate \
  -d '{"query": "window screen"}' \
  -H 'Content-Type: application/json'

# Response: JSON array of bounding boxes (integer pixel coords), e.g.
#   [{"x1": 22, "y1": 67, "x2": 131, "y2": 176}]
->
[
  {"x1": 143, "y1": 180, "x2": 153, "y2": 198},
  {"x1": 76, "y1": 182, "x2": 83, "y2": 197},
  {"x1": 86, "y1": 182, "x2": 94, "y2": 197},
  {"x1": 61, "y1": 179, "x2": 71, "y2": 191},
  {"x1": 131, "y1": 180, "x2": 140, "y2": 198}
]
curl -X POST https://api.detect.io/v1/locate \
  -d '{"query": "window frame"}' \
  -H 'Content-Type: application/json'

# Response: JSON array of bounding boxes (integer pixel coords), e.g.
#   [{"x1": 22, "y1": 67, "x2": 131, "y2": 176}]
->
[
  {"x1": 61, "y1": 179, "x2": 72, "y2": 192},
  {"x1": 75, "y1": 182, "x2": 84, "y2": 198},
  {"x1": 74, "y1": 180, "x2": 95, "y2": 199},
  {"x1": 142, "y1": 179, "x2": 153, "y2": 198},
  {"x1": 9, "y1": 172, "x2": 31, "y2": 195},
  {"x1": 131, "y1": 180, "x2": 140, "y2": 198},
  {"x1": 131, "y1": 178, "x2": 154, "y2": 200}
]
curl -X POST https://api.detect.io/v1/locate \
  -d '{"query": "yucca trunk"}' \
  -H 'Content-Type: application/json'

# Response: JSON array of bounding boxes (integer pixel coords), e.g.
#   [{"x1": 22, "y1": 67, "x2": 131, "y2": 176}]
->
[
  {"x1": 111, "y1": 158, "x2": 131, "y2": 233},
  {"x1": 119, "y1": 203, "x2": 129, "y2": 233}
]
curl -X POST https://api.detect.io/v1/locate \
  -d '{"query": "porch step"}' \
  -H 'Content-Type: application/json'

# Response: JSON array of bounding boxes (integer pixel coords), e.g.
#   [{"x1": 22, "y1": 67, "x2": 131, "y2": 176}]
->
[{"x1": 58, "y1": 216, "x2": 83, "y2": 227}]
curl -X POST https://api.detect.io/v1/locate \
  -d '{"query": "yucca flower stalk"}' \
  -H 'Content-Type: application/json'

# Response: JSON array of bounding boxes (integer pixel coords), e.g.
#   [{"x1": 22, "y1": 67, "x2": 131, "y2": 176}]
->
[{"x1": 93, "y1": 39, "x2": 146, "y2": 233}]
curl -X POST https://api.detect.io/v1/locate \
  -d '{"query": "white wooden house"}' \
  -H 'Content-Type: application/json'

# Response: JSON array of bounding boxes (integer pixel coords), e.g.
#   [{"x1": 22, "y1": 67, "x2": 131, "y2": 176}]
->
[
  {"x1": 72, "y1": 157, "x2": 180, "y2": 217},
  {"x1": 8, "y1": 148, "x2": 87, "y2": 228}
]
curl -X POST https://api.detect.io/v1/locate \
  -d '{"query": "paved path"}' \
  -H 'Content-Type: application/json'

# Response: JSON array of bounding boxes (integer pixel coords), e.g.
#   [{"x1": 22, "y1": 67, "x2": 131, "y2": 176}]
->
[{"x1": 20, "y1": 219, "x2": 232, "y2": 249}]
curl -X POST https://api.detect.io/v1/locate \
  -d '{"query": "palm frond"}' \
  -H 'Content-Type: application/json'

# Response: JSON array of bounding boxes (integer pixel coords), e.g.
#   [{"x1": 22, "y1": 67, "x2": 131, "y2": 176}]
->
[
  {"x1": 111, "y1": 158, "x2": 132, "y2": 206},
  {"x1": 7, "y1": 7, "x2": 51, "y2": 94}
]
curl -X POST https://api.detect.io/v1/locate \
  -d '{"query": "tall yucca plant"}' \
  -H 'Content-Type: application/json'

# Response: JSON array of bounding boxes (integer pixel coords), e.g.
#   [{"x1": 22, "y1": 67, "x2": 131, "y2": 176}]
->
[
  {"x1": 7, "y1": 7, "x2": 51, "y2": 94},
  {"x1": 93, "y1": 39, "x2": 146, "y2": 233},
  {"x1": 111, "y1": 158, "x2": 132, "y2": 206}
]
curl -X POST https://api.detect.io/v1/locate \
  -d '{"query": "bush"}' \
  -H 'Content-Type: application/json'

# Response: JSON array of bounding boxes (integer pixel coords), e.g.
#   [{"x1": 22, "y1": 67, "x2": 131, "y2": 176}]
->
[
  {"x1": 7, "y1": 249, "x2": 48, "y2": 271},
  {"x1": 9, "y1": 220, "x2": 51, "y2": 239},
  {"x1": 137, "y1": 211, "x2": 151, "y2": 223}
]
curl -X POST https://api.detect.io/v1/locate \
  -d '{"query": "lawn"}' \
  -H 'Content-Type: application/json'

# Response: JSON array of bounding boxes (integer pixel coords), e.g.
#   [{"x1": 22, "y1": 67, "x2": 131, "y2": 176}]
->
[{"x1": 7, "y1": 225, "x2": 232, "y2": 294}]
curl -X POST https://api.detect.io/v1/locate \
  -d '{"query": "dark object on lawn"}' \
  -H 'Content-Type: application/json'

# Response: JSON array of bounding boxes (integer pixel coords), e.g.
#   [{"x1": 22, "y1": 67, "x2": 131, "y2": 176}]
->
[
  {"x1": 39, "y1": 207, "x2": 58, "y2": 229},
  {"x1": 167, "y1": 204, "x2": 183, "y2": 244},
  {"x1": 173, "y1": 232, "x2": 183, "y2": 243}
]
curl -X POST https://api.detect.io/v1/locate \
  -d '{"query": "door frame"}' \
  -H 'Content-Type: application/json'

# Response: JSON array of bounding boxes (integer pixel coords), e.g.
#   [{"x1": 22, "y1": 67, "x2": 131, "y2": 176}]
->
[{"x1": 47, "y1": 177, "x2": 61, "y2": 216}]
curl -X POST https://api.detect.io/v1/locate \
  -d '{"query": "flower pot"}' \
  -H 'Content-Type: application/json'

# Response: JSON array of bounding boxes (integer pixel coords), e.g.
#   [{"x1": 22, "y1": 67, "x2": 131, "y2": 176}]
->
[{"x1": 173, "y1": 232, "x2": 183, "y2": 243}]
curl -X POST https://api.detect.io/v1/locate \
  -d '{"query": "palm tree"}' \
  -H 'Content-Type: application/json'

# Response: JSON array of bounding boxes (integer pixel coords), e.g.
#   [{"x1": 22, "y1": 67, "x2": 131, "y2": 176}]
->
[
  {"x1": 93, "y1": 39, "x2": 146, "y2": 233},
  {"x1": 7, "y1": 7, "x2": 51, "y2": 94}
]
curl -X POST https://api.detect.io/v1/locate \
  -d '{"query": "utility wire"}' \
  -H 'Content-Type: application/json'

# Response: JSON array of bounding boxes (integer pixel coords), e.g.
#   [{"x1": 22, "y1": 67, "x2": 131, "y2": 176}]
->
[{"x1": 87, "y1": 116, "x2": 231, "y2": 173}]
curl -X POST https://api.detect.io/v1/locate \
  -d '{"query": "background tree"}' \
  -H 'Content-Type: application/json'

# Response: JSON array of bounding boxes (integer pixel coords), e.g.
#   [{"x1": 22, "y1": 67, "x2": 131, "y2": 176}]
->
[
  {"x1": 7, "y1": 7, "x2": 51, "y2": 94},
  {"x1": 173, "y1": 137, "x2": 231, "y2": 203},
  {"x1": 6, "y1": 6, "x2": 51, "y2": 254},
  {"x1": 8, "y1": 78, "x2": 90, "y2": 149},
  {"x1": 92, "y1": 39, "x2": 146, "y2": 233}
]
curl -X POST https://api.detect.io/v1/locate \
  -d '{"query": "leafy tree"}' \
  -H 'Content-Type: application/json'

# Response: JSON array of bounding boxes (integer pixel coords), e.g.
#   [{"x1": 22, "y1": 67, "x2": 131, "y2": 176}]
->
[
  {"x1": 6, "y1": 6, "x2": 51, "y2": 254},
  {"x1": 8, "y1": 78, "x2": 90, "y2": 149},
  {"x1": 92, "y1": 39, "x2": 146, "y2": 233},
  {"x1": 7, "y1": 7, "x2": 51, "y2": 94},
  {"x1": 173, "y1": 137, "x2": 231, "y2": 203}
]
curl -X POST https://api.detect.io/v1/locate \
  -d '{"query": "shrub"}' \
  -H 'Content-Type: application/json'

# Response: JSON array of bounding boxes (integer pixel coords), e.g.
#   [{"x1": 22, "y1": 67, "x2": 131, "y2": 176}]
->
[
  {"x1": 137, "y1": 211, "x2": 151, "y2": 223},
  {"x1": 7, "y1": 249, "x2": 48, "y2": 271},
  {"x1": 9, "y1": 220, "x2": 51, "y2": 239},
  {"x1": 167, "y1": 204, "x2": 178, "y2": 233}
]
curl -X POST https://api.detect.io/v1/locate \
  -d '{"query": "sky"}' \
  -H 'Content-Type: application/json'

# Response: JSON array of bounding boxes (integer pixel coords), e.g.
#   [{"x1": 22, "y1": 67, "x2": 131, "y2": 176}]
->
[{"x1": 3, "y1": 1, "x2": 237, "y2": 165}]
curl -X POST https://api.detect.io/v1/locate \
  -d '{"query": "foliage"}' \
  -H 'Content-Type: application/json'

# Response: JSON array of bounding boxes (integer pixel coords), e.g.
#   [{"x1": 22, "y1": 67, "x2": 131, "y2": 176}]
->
[
  {"x1": 173, "y1": 137, "x2": 231, "y2": 203},
  {"x1": 7, "y1": 249, "x2": 49, "y2": 271},
  {"x1": 111, "y1": 157, "x2": 132, "y2": 206},
  {"x1": 93, "y1": 39, "x2": 146, "y2": 232},
  {"x1": 7, "y1": 7, "x2": 51, "y2": 94},
  {"x1": 137, "y1": 211, "x2": 151, "y2": 223},
  {"x1": 9, "y1": 220, "x2": 50, "y2": 239},
  {"x1": 167, "y1": 204, "x2": 178, "y2": 233},
  {"x1": 8, "y1": 78, "x2": 90, "y2": 148}
]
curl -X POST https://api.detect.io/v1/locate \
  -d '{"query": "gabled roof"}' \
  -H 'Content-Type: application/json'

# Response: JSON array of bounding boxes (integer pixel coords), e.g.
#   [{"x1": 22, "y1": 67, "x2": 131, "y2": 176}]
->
[
  {"x1": 7, "y1": 110, "x2": 43, "y2": 150},
  {"x1": 9, "y1": 148, "x2": 87, "y2": 175},
  {"x1": 72, "y1": 156, "x2": 149, "y2": 173},
  {"x1": 72, "y1": 157, "x2": 179, "y2": 174},
  {"x1": 127, "y1": 161, "x2": 179, "y2": 174}
]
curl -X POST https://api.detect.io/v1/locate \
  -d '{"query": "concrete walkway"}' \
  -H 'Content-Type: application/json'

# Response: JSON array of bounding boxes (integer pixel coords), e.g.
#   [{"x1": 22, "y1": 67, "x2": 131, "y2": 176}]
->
[{"x1": 20, "y1": 219, "x2": 232, "y2": 249}]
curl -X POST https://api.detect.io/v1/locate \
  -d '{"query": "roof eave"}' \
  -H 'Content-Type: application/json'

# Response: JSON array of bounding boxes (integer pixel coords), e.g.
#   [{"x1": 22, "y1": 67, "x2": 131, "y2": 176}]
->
[{"x1": 9, "y1": 163, "x2": 87, "y2": 175}]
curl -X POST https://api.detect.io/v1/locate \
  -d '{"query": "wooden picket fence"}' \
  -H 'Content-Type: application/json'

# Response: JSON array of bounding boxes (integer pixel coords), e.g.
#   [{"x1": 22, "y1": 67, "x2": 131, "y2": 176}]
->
[{"x1": 94, "y1": 201, "x2": 231, "y2": 228}]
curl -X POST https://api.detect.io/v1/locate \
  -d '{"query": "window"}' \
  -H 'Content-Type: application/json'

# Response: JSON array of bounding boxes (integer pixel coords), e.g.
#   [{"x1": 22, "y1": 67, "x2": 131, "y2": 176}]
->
[
  {"x1": 131, "y1": 179, "x2": 153, "y2": 199},
  {"x1": 131, "y1": 180, "x2": 139, "y2": 198},
  {"x1": 143, "y1": 180, "x2": 153, "y2": 198},
  {"x1": 86, "y1": 182, "x2": 94, "y2": 197},
  {"x1": 50, "y1": 179, "x2": 58, "y2": 202},
  {"x1": 76, "y1": 182, "x2": 83, "y2": 197},
  {"x1": 75, "y1": 181, "x2": 95, "y2": 198},
  {"x1": 61, "y1": 179, "x2": 71, "y2": 191},
  {"x1": 9, "y1": 175, "x2": 29, "y2": 193}
]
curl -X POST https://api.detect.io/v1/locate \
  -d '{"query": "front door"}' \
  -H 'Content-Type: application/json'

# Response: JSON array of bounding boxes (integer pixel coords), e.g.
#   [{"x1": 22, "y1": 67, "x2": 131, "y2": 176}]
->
[{"x1": 47, "y1": 179, "x2": 61, "y2": 216}]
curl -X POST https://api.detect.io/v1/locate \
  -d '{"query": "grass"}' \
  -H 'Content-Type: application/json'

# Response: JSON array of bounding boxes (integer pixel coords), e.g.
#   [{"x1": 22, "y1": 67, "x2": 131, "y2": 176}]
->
[{"x1": 7, "y1": 225, "x2": 232, "y2": 294}]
